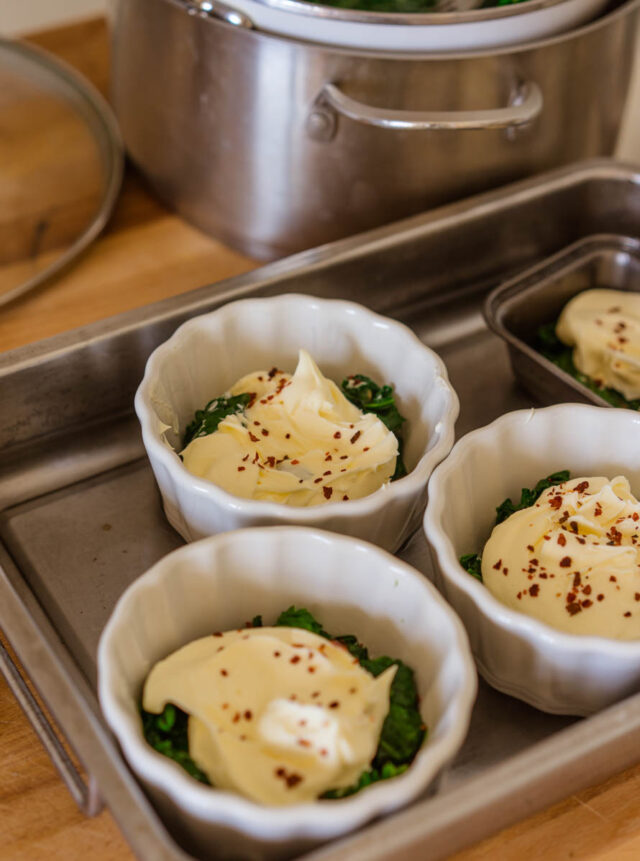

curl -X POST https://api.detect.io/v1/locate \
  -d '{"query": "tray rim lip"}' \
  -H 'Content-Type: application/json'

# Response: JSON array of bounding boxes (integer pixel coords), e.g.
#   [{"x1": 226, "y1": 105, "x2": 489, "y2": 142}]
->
[
  {"x1": 483, "y1": 232, "x2": 640, "y2": 409},
  {"x1": 2, "y1": 156, "x2": 640, "y2": 861}
]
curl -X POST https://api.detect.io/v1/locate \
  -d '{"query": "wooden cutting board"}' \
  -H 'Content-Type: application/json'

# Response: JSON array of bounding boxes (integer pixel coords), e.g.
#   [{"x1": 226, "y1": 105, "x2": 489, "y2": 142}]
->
[{"x1": 1, "y1": 16, "x2": 639, "y2": 861}]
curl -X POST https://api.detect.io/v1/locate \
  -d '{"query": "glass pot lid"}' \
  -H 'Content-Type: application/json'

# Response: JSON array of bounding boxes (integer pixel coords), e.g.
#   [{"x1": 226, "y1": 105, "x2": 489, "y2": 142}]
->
[{"x1": 0, "y1": 37, "x2": 123, "y2": 308}]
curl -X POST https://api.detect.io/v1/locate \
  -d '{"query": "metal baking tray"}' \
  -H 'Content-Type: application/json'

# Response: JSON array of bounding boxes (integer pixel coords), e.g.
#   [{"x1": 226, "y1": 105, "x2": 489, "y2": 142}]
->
[
  {"x1": 2, "y1": 159, "x2": 640, "y2": 861},
  {"x1": 484, "y1": 233, "x2": 640, "y2": 408}
]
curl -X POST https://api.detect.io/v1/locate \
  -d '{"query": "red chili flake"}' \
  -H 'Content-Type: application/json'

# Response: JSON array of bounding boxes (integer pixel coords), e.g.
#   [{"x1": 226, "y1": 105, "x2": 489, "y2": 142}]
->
[
  {"x1": 290, "y1": 459, "x2": 299, "y2": 465},
  {"x1": 610, "y1": 575, "x2": 617, "y2": 582},
  {"x1": 320, "y1": 749, "x2": 328, "y2": 757},
  {"x1": 503, "y1": 567, "x2": 509, "y2": 575},
  {"x1": 557, "y1": 534, "x2": 567, "y2": 547},
  {"x1": 574, "y1": 481, "x2": 589, "y2": 493},
  {"x1": 274, "y1": 651, "x2": 281, "y2": 657},
  {"x1": 549, "y1": 495, "x2": 563, "y2": 510},
  {"x1": 325, "y1": 454, "x2": 333, "y2": 462},
  {"x1": 573, "y1": 571, "x2": 582, "y2": 588},
  {"x1": 634, "y1": 513, "x2": 640, "y2": 522},
  {"x1": 583, "y1": 585, "x2": 592, "y2": 595},
  {"x1": 213, "y1": 632, "x2": 223, "y2": 637},
  {"x1": 624, "y1": 612, "x2": 632, "y2": 618},
  {"x1": 540, "y1": 572, "x2": 548, "y2": 579},
  {"x1": 239, "y1": 735, "x2": 247, "y2": 741},
  {"x1": 290, "y1": 655, "x2": 301, "y2": 664},
  {"x1": 527, "y1": 545, "x2": 535, "y2": 552},
  {"x1": 569, "y1": 521, "x2": 579, "y2": 534},
  {"x1": 567, "y1": 603, "x2": 582, "y2": 616},
  {"x1": 529, "y1": 584, "x2": 540, "y2": 597},
  {"x1": 635, "y1": 593, "x2": 640, "y2": 601},
  {"x1": 261, "y1": 429, "x2": 269, "y2": 437},
  {"x1": 363, "y1": 447, "x2": 370, "y2": 452},
  {"x1": 529, "y1": 559, "x2": 539, "y2": 566},
  {"x1": 333, "y1": 431, "x2": 342, "y2": 439},
  {"x1": 323, "y1": 470, "x2": 332, "y2": 476},
  {"x1": 252, "y1": 452, "x2": 259, "y2": 464},
  {"x1": 543, "y1": 534, "x2": 551, "y2": 541},
  {"x1": 275, "y1": 767, "x2": 286, "y2": 777},
  {"x1": 558, "y1": 511, "x2": 570, "y2": 524},
  {"x1": 237, "y1": 466, "x2": 246, "y2": 472},
  {"x1": 285, "y1": 433, "x2": 291, "y2": 439},
  {"x1": 242, "y1": 454, "x2": 249, "y2": 462},
  {"x1": 577, "y1": 537, "x2": 586, "y2": 545},
  {"x1": 342, "y1": 494, "x2": 349, "y2": 500},
  {"x1": 517, "y1": 592, "x2": 522, "y2": 600},
  {"x1": 329, "y1": 701, "x2": 340, "y2": 709},
  {"x1": 594, "y1": 504, "x2": 603, "y2": 517},
  {"x1": 297, "y1": 739, "x2": 311, "y2": 748},
  {"x1": 323, "y1": 486, "x2": 333, "y2": 500},
  {"x1": 222, "y1": 703, "x2": 229, "y2": 709},
  {"x1": 582, "y1": 599, "x2": 593, "y2": 608},
  {"x1": 266, "y1": 456, "x2": 276, "y2": 468},
  {"x1": 244, "y1": 710, "x2": 252, "y2": 720},
  {"x1": 308, "y1": 666, "x2": 316, "y2": 673},
  {"x1": 286, "y1": 774, "x2": 303, "y2": 788},
  {"x1": 253, "y1": 420, "x2": 261, "y2": 426},
  {"x1": 340, "y1": 455, "x2": 348, "y2": 460},
  {"x1": 567, "y1": 593, "x2": 576, "y2": 603},
  {"x1": 220, "y1": 669, "x2": 228, "y2": 676},
  {"x1": 314, "y1": 477, "x2": 323, "y2": 484},
  {"x1": 311, "y1": 691, "x2": 320, "y2": 698},
  {"x1": 619, "y1": 337, "x2": 629, "y2": 344},
  {"x1": 597, "y1": 594, "x2": 605, "y2": 601},
  {"x1": 492, "y1": 559, "x2": 502, "y2": 571},
  {"x1": 233, "y1": 712, "x2": 240, "y2": 723},
  {"x1": 268, "y1": 366, "x2": 278, "y2": 379},
  {"x1": 248, "y1": 432, "x2": 259, "y2": 442},
  {"x1": 559, "y1": 556, "x2": 572, "y2": 567},
  {"x1": 350, "y1": 430, "x2": 361, "y2": 444}
]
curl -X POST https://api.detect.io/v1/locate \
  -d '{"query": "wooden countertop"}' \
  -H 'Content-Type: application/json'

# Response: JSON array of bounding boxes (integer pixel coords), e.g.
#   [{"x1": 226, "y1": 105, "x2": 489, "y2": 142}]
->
[{"x1": 1, "y1": 16, "x2": 640, "y2": 861}]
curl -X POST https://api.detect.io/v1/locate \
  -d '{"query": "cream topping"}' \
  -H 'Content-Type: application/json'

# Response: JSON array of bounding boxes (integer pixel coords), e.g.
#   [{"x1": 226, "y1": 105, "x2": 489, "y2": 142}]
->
[
  {"x1": 143, "y1": 627, "x2": 396, "y2": 805},
  {"x1": 556, "y1": 289, "x2": 640, "y2": 400},
  {"x1": 180, "y1": 350, "x2": 398, "y2": 506},
  {"x1": 482, "y1": 476, "x2": 640, "y2": 639}
]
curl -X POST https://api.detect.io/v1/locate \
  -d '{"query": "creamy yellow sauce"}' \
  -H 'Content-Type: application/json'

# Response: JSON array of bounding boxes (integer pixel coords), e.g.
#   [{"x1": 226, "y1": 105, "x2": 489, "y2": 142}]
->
[
  {"x1": 143, "y1": 627, "x2": 396, "y2": 805},
  {"x1": 556, "y1": 288, "x2": 640, "y2": 400},
  {"x1": 482, "y1": 476, "x2": 640, "y2": 639},
  {"x1": 180, "y1": 350, "x2": 399, "y2": 506}
]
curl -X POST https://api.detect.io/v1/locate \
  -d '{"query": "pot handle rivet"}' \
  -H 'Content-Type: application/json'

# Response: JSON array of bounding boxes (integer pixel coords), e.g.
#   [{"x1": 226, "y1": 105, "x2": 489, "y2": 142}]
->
[{"x1": 306, "y1": 106, "x2": 338, "y2": 142}]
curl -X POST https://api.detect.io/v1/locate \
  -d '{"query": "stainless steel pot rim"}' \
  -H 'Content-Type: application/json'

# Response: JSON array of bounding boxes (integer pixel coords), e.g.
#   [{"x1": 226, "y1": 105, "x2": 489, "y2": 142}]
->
[{"x1": 249, "y1": 0, "x2": 573, "y2": 27}]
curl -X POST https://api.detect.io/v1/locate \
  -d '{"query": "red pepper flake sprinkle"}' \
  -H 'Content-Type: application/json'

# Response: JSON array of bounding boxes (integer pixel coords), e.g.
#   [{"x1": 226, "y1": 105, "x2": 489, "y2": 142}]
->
[
  {"x1": 343, "y1": 494, "x2": 349, "y2": 500},
  {"x1": 244, "y1": 710, "x2": 252, "y2": 720},
  {"x1": 213, "y1": 632, "x2": 223, "y2": 637},
  {"x1": 340, "y1": 455, "x2": 348, "y2": 460},
  {"x1": 329, "y1": 701, "x2": 340, "y2": 709},
  {"x1": 233, "y1": 713, "x2": 241, "y2": 723},
  {"x1": 242, "y1": 454, "x2": 249, "y2": 462},
  {"x1": 582, "y1": 599, "x2": 593, "y2": 608},
  {"x1": 529, "y1": 584, "x2": 540, "y2": 597},
  {"x1": 527, "y1": 545, "x2": 534, "y2": 552},
  {"x1": 290, "y1": 459, "x2": 299, "y2": 465},
  {"x1": 253, "y1": 421, "x2": 260, "y2": 426},
  {"x1": 261, "y1": 429, "x2": 269, "y2": 436},
  {"x1": 363, "y1": 447, "x2": 370, "y2": 452},
  {"x1": 584, "y1": 585, "x2": 592, "y2": 595},
  {"x1": 549, "y1": 495, "x2": 563, "y2": 510},
  {"x1": 559, "y1": 556, "x2": 572, "y2": 567},
  {"x1": 323, "y1": 487, "x2": 333, "y2": 500},
  {"x1": 286, "y1": 774, "x2": 303, "y2": 788},
  {"x1": 569, "y1": 521, "x2": 579, "y2": 534},
  {"x1": 290, "y1": 655, "x2": 301, "y2": 664},
  {"x1": 624, "y1": 612, "x2": 632, "y2": 618},
  {"x1": 557, "y1": 534, "x2": 566, "y2": 547},
  {"x1": 574, "y1": 481, "x2": 589, "y2": 493},
  {"x1": 325, "y1": 454, "x2": 333, "y2": 462},
  {"x1": 634, "y1": 513, "x2": 640, "y2": 522},
  {"x1": 635, "y1": 593, "x2": 640, "y2": 601},
  {"x1": 268, "y1": 367, "x2": 278, "y2": 379},
  {"x1": 237, "y1": 466, "x2": 246, "y2": 472},
  {"x1": 311, "y1": 691, "x2": 320, "y2": 698},
  {"x1": 333, "y1": 432, "x2": 341, "y2": 439},
  {"x1": 266, "y1": 456, "x2": 276, "y2": 468},
  {"x1": 320, "y1": 748, "x2": 328, "y2": 757},
  {"x1": 594, "y1": 504, "x2": 603, "y2": 517},
  {"x1": 314, "y1": 477, "x2": 323, "y2": 484},
  {"x1": 220, "y1": 669, "x2": 228, "y2": 676},
  {"x1": 567, "y1": 593, "x2": 576, "y2": 603},
  {"x1": 597, "y1": 594, "x2": 605, "y2": 601},
  {"x1": 567, "y1": 603, "x2": 582, "y2": 616},
  {"x1": 222, "y1": 703, "x2": 229, "y2": 709},
  {"x1": 610, "y1": 575, "x2": 617, "y2": 582},
  {"x1": 573, "y1": 572, "x2": 582, "y2": 588},
  {"x1": 350, "y1": 430, "x2": 361, "y2": 444},
  {"x1": 308, "y1": 666, "x2": 316, "y2": 673},
  {"x1": 274, "y1": 651, "x2": 281, "y2": 657},
  {"x1": 323, "y1": 470, "x2": 332, "y2": 476},
  {"x1": 492, "y1": 559, "x2": 502, "y2": 570},
  {"x1": 248, "y1": 432, "x2": 259, "y2": 442},
  {"x1": 285, "y1": 433, "x2": 291, "y2": 439},
  {"x1": 298, "y1": 739, "x2": 311, "y2": 748}
]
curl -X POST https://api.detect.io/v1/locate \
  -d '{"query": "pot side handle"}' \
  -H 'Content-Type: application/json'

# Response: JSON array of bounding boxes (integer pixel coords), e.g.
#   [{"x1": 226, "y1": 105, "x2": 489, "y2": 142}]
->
[{"x1": 307, "y1": 80, "x2": 543, "y2": 139}]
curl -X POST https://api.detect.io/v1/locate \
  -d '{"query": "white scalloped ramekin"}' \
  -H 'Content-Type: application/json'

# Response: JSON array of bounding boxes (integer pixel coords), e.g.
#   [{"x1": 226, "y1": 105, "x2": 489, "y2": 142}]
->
[
  {"x1": 134, "y1": 294, "x2": 458, "y2": 553},
  {"x1": 98, "y1": 527, "x2": 476, "y2": 860},
  {"x1": 424, "y1": 404, "x2": 640, "y2": 717}
]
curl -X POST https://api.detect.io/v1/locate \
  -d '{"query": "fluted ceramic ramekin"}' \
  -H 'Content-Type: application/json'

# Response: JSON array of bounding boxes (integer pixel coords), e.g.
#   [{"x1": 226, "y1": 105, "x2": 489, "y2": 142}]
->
[
  {"x1": 98, "y1": 527, "x2": 476, "y2": 860},
  {"x1": 134, "y1": 294, "x2": 458, "y2": 552},
  {"x1": 424, "y1": 403, "x2": 640, "y2": 716}
]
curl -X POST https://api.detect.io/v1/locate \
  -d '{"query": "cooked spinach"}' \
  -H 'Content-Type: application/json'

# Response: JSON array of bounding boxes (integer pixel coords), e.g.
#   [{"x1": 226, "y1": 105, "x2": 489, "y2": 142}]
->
[
  {"x1": 536, "y1": 321, "x2": 640, "y2": 411},
  {"x1": 341, "y1": 374, "x2": 407, "y2": 480},
  {"x1": 459, "y1": 470, "x2": 571, "y2": 580},
  {"x1": 182, "y1": 393, "x2": 254, "y2": 447},
  {"x1": 141, "y1": 605, "x2": 425, "y2": 799}
]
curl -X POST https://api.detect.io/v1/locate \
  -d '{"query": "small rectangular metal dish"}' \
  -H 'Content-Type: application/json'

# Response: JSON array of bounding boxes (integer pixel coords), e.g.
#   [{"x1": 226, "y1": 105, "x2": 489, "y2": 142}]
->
[{"x1": 484, "y1": 233, "x2": 640, "y2": 407}]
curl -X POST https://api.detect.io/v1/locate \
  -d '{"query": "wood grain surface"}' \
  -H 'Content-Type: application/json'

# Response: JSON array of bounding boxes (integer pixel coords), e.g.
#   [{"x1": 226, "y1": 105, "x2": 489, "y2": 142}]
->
[{"x1": 1, "y1": 16, "x2": 639, "y2": 861}]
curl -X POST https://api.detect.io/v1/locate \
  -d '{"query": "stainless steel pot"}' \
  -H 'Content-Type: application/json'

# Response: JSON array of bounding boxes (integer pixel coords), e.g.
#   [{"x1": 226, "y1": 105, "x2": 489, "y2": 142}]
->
[{"x1": 110, "y1": 0, "x2": 639, "y2": 259}]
